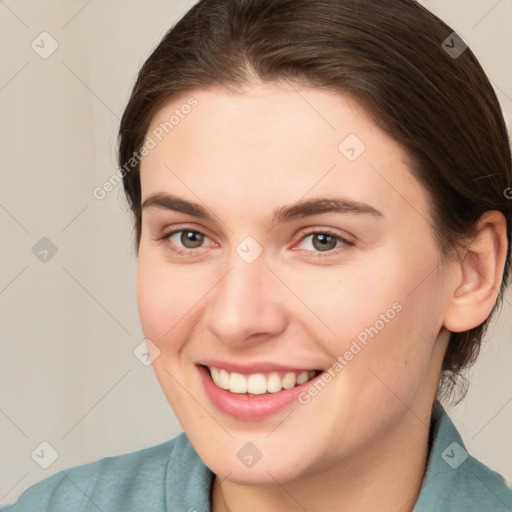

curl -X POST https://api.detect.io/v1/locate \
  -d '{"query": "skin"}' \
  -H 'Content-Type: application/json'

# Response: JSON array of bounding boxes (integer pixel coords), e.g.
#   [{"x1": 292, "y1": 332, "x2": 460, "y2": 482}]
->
[{"x1": 137, "y1": 82, "x2": 507, "y2": 512}]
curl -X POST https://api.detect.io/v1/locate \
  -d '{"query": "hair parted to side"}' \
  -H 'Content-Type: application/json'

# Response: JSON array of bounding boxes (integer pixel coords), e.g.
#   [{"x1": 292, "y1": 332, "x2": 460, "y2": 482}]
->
[{"x1": 118, "y1": 0, "x2": 512, "y2": 405}]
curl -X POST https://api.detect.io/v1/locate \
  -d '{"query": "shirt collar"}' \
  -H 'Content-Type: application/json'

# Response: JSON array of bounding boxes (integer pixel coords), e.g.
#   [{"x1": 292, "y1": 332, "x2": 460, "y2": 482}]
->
[{"x1": 412, "y1": 399, "x2": 464, "y2": 511}]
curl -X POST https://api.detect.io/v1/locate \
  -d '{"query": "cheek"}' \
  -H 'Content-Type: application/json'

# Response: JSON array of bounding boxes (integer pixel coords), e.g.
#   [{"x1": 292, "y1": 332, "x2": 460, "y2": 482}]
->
[
  {"x1": 136, "y1": 251, "x2": 203, "y2": 349},
  {"x1": 308, "y1": 245, "x2": 443, "y2": 396},
  {"x1": 135, "y1": 253, "x2": 207, "y2": 412},
  {"x1": 290, "y1": 251, "x2": 403, "y2": 343}
]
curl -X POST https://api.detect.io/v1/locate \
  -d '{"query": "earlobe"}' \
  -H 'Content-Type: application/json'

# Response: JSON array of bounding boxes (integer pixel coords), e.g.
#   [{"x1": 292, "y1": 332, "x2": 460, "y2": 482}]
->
[{"x1": 443, "y1": 210, "x2": 508, "y2": 333}]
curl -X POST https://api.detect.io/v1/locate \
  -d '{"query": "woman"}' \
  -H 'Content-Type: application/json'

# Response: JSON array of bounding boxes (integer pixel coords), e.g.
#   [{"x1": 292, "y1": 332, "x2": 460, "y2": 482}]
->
[{"x1": 4, "y1": 0, "x2": 511, "y2": 510}]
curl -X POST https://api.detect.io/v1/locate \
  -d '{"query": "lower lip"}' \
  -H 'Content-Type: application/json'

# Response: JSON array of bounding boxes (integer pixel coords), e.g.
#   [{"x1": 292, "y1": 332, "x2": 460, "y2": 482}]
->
[{"x1": 197, "y1": 365, "x2": 324, "y2": 420}]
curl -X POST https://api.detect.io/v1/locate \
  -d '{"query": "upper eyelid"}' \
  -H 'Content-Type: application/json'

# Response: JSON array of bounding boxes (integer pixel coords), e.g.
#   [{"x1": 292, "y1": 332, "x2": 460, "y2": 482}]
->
[{"x1": 163, "y1": 226, "x2": 217, "y2": 244}]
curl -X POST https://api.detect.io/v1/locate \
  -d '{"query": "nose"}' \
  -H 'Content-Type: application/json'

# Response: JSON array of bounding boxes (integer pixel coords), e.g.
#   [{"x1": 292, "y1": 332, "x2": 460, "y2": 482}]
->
[{"x1": 204, "y1": 254, "x2": 288, "y2": 348}]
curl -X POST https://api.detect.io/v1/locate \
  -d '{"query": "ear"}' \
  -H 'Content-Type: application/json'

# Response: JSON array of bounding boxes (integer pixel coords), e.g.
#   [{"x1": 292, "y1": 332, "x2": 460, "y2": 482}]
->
[{"x1": 443, "y1": 210, "x2": 508, "y2": 333}]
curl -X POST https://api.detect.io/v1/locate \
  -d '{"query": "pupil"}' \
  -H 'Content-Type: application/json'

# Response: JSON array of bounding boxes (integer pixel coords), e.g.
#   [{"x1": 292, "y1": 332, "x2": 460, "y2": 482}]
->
[
  {"x1": 313, "y1": 233, "x2": 337, "y2": 251},
  {"x1": 182, "y1": 231, "x2": 203, "y2": 248}
]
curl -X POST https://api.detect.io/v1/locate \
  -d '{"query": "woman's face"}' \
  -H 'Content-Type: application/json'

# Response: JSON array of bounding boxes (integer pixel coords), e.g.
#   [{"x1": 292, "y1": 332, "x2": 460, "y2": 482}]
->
[{"x1": 137, "y1": 83, "x2": 453, "y2": 483}]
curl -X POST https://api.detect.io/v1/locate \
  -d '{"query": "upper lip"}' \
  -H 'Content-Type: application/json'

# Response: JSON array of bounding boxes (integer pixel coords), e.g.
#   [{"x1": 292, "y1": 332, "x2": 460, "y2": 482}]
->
[{"x1": 196, "y1": 359, "x2": 322, "y2": 374}]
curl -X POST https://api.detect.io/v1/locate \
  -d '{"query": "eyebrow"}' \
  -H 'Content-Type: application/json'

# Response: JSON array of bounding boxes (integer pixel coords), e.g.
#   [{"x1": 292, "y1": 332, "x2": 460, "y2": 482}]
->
[{"x1": 140, "y1": 192, "x2": 384, "y2": 225}]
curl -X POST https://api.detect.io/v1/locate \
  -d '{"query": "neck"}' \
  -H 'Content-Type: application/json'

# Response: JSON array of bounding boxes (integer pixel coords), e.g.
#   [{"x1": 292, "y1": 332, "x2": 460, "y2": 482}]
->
[{"x1": 211, "y1": 404, "x2": 436, "y2": 512}]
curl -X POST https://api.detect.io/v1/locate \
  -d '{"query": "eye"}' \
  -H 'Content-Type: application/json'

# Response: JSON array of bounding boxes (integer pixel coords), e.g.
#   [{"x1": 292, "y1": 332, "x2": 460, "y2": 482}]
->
[
  {"x1": 296, "y1": 230, "x2": 353, "y2": 256},
  {"x1": 160, "y1": 228, "x2": 215, "y2": 254}
]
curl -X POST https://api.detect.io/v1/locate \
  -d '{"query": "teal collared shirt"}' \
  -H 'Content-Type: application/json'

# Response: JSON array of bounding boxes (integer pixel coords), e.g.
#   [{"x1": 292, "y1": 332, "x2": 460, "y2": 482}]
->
[{"x1": 3, "y1": 401, "x2": 511, "y2": 511}]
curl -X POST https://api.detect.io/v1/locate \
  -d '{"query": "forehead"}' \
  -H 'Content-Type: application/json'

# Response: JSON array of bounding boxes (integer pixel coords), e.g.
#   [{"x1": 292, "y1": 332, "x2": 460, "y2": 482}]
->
[{"x1": 139, "y1": 84, "x2": 431, "y2": 226}]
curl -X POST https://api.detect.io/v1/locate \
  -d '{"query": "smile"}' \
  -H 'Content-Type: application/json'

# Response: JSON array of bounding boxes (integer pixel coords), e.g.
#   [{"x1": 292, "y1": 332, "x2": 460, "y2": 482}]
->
[
  {"x1": 197, "y1": 364, "x2": 326, "y2": 420},
  {"x1": 206, "y1": 366, "x2": 321, "y2": 395}
]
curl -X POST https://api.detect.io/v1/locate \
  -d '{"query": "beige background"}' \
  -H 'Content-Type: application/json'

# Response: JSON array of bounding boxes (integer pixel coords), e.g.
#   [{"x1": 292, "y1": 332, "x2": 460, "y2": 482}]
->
[{"x1": 1, "y1": 0, "x2": 511, "y2": 505}]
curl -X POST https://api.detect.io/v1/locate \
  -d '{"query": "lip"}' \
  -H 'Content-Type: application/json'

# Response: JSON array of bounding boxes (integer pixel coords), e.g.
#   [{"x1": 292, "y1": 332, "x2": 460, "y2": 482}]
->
[
  {"x1": 196, "y1": 359, "x2": 321, "y2": 375},
  {"x1": 197, "y1": 364, "x2": 324, "y2": 420}
]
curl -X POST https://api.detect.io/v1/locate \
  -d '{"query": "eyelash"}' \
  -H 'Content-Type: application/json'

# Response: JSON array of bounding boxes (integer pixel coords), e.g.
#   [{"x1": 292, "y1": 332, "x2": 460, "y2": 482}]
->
[{"x1": 158, "y1": 226, "x2": 354, "y2": 258}]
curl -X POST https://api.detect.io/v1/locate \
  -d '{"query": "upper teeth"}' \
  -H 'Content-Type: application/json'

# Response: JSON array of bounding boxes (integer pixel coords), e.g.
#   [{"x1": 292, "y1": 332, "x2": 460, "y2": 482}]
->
[{"x1": 208, "y1": 366, "x2": 318, "y2": 394}]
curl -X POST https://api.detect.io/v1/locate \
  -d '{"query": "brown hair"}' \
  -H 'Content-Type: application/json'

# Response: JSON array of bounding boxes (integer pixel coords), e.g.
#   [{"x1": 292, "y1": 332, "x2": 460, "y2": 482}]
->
[{"x1": 118, "y1": 0, "x2": 512, "y2": 404}]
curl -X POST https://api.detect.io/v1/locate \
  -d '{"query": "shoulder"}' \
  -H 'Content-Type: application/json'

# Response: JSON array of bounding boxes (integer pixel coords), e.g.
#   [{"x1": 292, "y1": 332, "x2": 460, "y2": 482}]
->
[
  {"x1": 449, "y1": 453, "x2": 512, "y2": 510},
  {"x1": 1, "y1": 432, "x2": 208, "y2": 512},
  {"x1": 414, "y1": 401, "x2": 512, "y2": 512}
]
